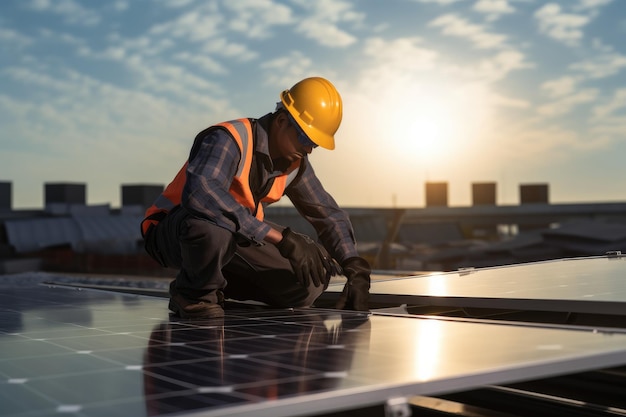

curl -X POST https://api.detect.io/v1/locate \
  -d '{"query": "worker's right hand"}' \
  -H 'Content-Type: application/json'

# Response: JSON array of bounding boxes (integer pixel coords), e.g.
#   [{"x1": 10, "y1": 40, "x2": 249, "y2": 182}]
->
[
  {"x1": 335, "y1": 256, "x2": 371, "y2": 311},
  {"x1": 276, "y1": 227, "x2": 336, "y2": 288}
]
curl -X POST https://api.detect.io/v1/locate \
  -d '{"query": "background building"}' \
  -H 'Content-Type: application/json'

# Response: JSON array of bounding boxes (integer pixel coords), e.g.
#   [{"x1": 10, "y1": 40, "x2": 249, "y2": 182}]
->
[{"x1": 2, "y1": 180, "x2": 626, "y2": 275}]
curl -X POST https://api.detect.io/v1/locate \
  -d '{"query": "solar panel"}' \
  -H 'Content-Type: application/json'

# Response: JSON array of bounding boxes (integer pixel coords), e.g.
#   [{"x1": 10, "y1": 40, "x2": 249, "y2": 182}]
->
[
  {"x1": 345, "y1": 256, "x2": 626, "y2": 315},
  {"x1": 2, "y1": 280, "x2": 626, "y2": 417}
]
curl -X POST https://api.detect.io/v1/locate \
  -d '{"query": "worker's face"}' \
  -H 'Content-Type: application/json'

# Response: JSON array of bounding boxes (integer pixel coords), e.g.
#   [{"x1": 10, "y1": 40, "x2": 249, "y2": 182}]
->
[{"x1": 270, "y1": 112, "x2": 316, "y2": 163}]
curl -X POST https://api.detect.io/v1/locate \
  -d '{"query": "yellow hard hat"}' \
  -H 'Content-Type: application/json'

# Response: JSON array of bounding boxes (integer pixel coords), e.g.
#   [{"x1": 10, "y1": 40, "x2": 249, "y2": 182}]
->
[{"x1": 280, "y1": 77, "x2": 342, "y2": 150}]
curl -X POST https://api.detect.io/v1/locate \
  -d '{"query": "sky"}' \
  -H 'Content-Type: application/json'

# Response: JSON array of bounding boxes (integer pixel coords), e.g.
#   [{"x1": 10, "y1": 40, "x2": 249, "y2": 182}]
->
[{"x1": 1, "y1": 0, "x2": 626, "y2": 209}]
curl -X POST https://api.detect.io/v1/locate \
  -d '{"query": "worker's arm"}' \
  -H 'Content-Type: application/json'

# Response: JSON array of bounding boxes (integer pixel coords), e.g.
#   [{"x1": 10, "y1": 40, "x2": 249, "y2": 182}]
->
[
  {"x1": 182, "y1": 128, "x2": 272, "y2": 244},
  {"x1": 264, "y1": 227, "x2": 283, "y2": 244},
  {"x1": 285, "y1": 158, "x2": 359, "y2": 262},
  {"x1": 286, "y1": 158, "x2": 370, "y2": 310}
]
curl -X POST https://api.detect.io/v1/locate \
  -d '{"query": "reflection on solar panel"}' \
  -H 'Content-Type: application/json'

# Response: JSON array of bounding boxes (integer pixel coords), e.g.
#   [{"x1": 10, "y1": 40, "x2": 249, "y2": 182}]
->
[
  {"x1": 357, "y1": 256, "x2": 626, "y2": 315},
  {"x1": 2, "y1": 279, "x2": 626, "y2": 417}
]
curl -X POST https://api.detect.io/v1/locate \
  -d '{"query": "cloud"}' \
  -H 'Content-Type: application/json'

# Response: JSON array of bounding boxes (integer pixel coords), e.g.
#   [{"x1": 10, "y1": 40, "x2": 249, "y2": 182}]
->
[
  {"x1": 76, "y1": 42, "x2": 124, "y2": 61},
  {"x1": 533, "y1": 1, "x2": 614, "y2": 46},
  {"x1": 534, "y1": 3, "x2": 590, "y2": 46},
  {"x1": 125, "y1": 59, "x2": 225, "y2": 104},
  {"x1": 356, "y1": 36, "x2": 531, "y2": 86},
  {"x1": 504, "y1": 123, "x2": 594, "y2": 160},
  {"x1": 224, "y1": 0, "x2": 293, "y2": 39},
  {"x1": 473, "y1": 49, "x2": 533, "y2": 82},
  {"x1": 0, "y1": 63, "x2": 238, "y2": 205},
  {"x1": 429, "y1": 14, "x2": 508, "y2": 49},
  {"x1": 3, "y1": 66, "x2": 73, "y2": 93},
  {"x1": 260, "y1": 51, "x2": 313, "y2": 87},
  {"x1": 591, "y1": 38, "x2": 614, "y2": 53},
  {"x1": 354, "y1": 37, "x2": 530, "y2": 110},
  {"x1": 411, "y1": 0, "x2": 467, "y2": 4},
  {"x1": 160, "y1": 0, "x2": 196, "y2": 7},
  {"x1": 573, "y1": 0, "x2": 613, "y2": 12},
  {"x1": 473, "y1": 0, "x2": 516, "y2": 21},
  {"x1": 0, "y1": 27, "x2": 32, "y2": 48},
  {"x1": 569, "y1": 52, "x2": 626, "y2": 78},
  {"x1": 537, "y1": 88, "x2": 598, "y2": 117},
  {"x1": 488, "y1": 93, "x2": 530, "y2": 109},
  {"x1": 16, "y1": 31, "x2": 228, "y2": 112},
  {"x1": 143, "y1": 4, "x2": 259, "y2": 61},
  {"x1": 148, "y1": 4, "x2": 222, "y2": 42},
  {"x1": 39, "y1": 29, "x2": 86, "y2": 47},
  {"x1": 541, "y1": 76, "x2": 579, "y2": 98},
  {"x1": 293, "y1": 0, "x2": 363, "y2": 47},
  {"x1": 78, "y1": 33, "x2": 178, "y2": 62},
  {"x1": 37, "y1": 1, "x2": 267, "y2": 116},
  {"x1": 25, "y1": 0, "x2": 101, "y2": 26},
  {"x1": 593, "y1": 88, "x2": 626, "y2": 119},
  {"x1": 174, "y1": 52, "x2": 228, "y2": 75},
  {"x1": 363, "y1": 37, "x2": 438, "y2": 72},
  {"x1": 112, "y1": 1, "x2": 129, "y2": 12},
  {"x1": 144, "y1": 3, "x2": 261, "y2": 61},
  {"x1": 297, "y1": 20, "x2": 357, "y2": 48},
  {"x1": 200, "y1": 37, "x2": 259, "y2": 62}
]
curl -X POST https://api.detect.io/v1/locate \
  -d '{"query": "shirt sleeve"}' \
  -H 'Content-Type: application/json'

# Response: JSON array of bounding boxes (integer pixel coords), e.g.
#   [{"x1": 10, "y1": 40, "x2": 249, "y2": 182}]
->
[
  {"x1": 285, "y1": 158, "x2": 359, "y2": 263},
  {"x1": 182, "y1": 128, "x2": 271, "y2": 244}
]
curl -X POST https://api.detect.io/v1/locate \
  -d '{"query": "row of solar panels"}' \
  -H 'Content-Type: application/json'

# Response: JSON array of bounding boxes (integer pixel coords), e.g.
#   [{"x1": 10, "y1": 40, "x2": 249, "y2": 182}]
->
[{"x1": 1, "y1": 255, "x2": 626, "y2": 417}]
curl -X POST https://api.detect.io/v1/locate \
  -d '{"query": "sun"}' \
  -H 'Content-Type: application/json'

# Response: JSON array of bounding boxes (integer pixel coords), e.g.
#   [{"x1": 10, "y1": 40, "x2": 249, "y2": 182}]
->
[
  {"x1": 405, "y1": 107, "x2": 453, "y2": 160},
  {"x1": 380, "y1": 78, "x2": 488, "y2": 167}
]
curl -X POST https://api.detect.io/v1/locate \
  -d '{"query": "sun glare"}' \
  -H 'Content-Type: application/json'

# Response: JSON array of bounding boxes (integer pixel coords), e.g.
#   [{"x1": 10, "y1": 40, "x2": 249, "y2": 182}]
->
[
  {"x1": 406, "y1": 110, "x2": 451, "y2": 159},
  {"x1": 338, "y1": 74, "x2": 493, "y2": 206},
  {"x1": 380, "y1": 78, "x2": 488, "y2": 167}
]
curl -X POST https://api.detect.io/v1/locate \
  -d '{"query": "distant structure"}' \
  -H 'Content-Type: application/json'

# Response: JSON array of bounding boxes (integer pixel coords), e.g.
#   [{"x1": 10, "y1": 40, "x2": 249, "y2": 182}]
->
[
  {"x1": 519, "y1": 183, "x2": 550, "y2": 230},
  {"x1": 425, "y1": 182, "x2": 448, "y2": 207},
  {"x1": 470, "y1": 182, "x2": 498, "y2": 238},
  {"x1": 45, "y1": 182, "x2": 86, "y2": 205},
  {"x1": 121, "y1": 184, "x2": 163, "y2": 210},
  {"x1": 520, "y1": 183, "x2": 549, "y2": 204},
  {"x1": 0, "y1": 182, "x2": 11, "y2": 211},
  {"x1": 472, "y1": 182, "x2": 497, "y2": 206}
]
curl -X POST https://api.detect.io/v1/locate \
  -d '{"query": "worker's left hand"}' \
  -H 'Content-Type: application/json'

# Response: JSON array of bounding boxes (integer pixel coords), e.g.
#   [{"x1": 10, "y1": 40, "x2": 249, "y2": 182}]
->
[{"x1": 335, "y1": 257, "x2": 371, "y2": 311}]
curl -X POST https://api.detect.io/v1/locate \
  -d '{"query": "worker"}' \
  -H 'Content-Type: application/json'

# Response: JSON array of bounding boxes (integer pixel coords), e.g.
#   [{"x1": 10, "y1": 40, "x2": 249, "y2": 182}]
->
[{"x1": 141, "y1": 76, "x2": 371, "y2": 319}]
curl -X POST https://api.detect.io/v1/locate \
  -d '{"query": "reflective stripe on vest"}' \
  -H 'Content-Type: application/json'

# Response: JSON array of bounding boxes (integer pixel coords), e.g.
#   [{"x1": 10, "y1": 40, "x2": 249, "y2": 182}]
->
[{"x1": 141, "y1": 118, "x2": 299, "y2": 235}]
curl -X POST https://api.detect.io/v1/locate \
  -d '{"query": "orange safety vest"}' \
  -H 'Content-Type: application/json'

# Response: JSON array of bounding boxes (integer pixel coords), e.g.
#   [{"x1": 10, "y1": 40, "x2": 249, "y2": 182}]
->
[{"x1": 141, "y1": 118, "x2": 299, "y2": 236}]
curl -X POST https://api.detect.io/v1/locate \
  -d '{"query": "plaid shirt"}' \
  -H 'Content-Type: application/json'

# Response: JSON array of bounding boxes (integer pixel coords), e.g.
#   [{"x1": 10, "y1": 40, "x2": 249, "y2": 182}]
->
[{"x1": 182, "y1": 114, "x2": 358, "y2": 263}]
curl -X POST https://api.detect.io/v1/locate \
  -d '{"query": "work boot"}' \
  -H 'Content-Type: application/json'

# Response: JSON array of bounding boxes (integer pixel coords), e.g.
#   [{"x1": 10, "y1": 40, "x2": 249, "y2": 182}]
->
[{"x1": 168, "y1": 290, "x2": 225, "y2": 319}]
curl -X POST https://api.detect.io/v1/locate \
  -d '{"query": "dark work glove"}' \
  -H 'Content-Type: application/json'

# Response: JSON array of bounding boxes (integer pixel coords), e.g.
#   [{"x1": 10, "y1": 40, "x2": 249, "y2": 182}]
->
[
  {"x1": 276, "y1": 228, "x2": 338, "y2": 288},
  {"x1": 335, "y1": 257, "x2": 371, "y2": 311}
]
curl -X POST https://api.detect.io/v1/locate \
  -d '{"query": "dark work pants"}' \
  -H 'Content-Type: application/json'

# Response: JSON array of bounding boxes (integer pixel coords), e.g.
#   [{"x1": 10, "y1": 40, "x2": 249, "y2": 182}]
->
[{"x1": 144, "y1": 206, "x2": 324, "y2": 308}]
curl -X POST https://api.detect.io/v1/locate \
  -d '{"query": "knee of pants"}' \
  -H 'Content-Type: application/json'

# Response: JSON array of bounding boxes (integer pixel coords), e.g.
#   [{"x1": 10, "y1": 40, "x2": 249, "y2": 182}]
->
[
  {"x1": 181, "y1": 218, "x2": 234, "y2": 250},
  {"x1": 178, "y1": 218, "x2": 237, "y2": 274}
]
